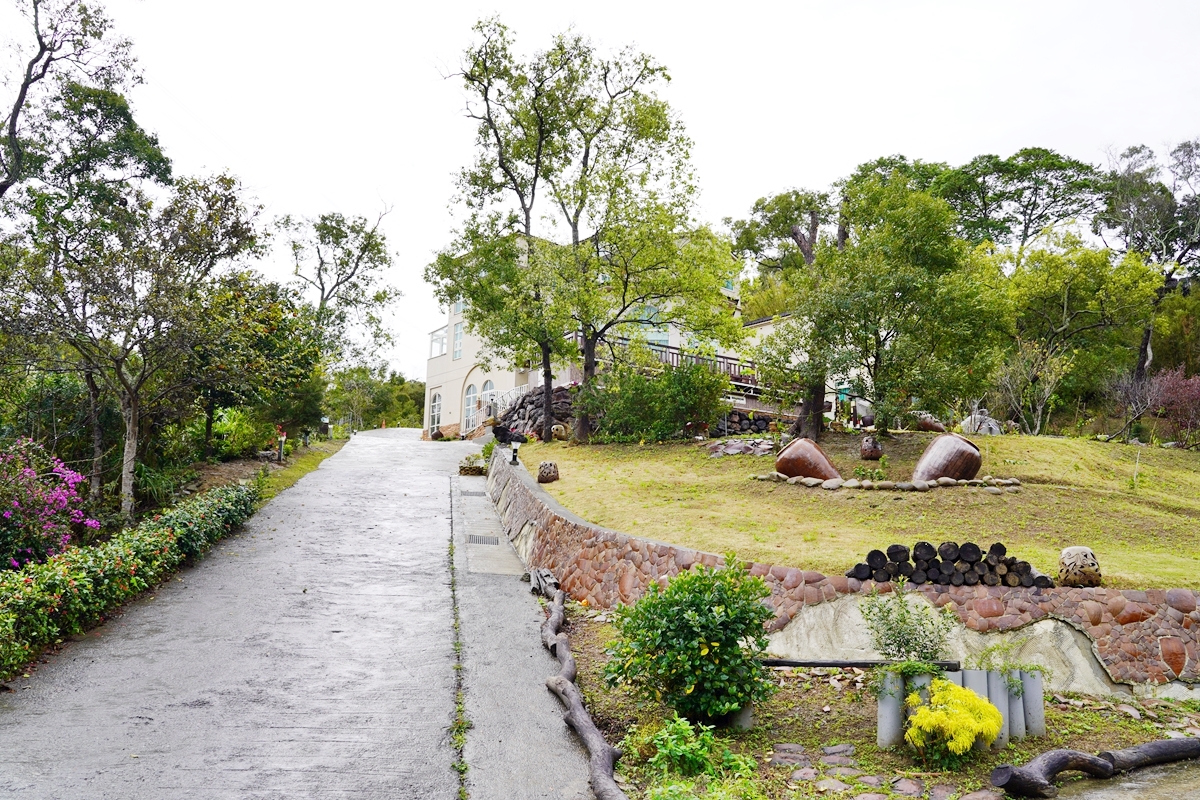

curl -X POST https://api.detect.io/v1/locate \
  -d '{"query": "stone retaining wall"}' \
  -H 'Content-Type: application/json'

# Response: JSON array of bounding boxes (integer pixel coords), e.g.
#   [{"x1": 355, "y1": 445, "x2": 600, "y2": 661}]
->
[{"x1": 487, "y1": 453, "x2": 1200, "y2": 694}]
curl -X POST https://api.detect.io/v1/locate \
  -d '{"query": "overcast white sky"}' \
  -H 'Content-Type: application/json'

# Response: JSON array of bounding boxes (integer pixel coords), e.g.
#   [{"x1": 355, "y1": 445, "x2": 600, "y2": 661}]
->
[{"x1": 8, "y1": 1, "x2": 1200, "y2": 380}]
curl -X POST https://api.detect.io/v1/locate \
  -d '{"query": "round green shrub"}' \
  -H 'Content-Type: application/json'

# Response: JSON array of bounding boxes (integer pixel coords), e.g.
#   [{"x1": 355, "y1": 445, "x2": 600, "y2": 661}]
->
[{"x1": 603, "y1": 556, "x2": 776, "y2": 719}]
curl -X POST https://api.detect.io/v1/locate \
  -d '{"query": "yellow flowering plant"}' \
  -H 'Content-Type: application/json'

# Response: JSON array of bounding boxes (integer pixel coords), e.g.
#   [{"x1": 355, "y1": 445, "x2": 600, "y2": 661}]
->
[{"x1": 904, "y1": 678, "x2": 1003, "y2": 769}]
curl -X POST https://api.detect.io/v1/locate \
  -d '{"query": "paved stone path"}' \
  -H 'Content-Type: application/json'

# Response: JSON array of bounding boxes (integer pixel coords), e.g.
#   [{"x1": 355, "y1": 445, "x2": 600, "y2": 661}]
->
[{"x1": 0, "y1": 429, "x2": 590, "y2": 799}]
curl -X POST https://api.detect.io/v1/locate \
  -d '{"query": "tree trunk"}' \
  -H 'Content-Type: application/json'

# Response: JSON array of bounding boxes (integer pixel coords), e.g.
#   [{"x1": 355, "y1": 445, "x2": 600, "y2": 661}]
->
[
  {"x1": 800, "y1": 377, "x2": 825, "y2": 440},
  {"x1": 1133, "y1": 324, "x2": 1153, "y2": 383},
  {"x1": 119, "y1": 392, "x2": 139, "y2": 518},
  {"x1": 84, "y1": 371, "x2": 104, "y2": 503},
  {"x1": 1099, "y1": 738, "x2": 1200, "y2": 772},
  {"x1": 540, "y1": 341, "x2": 555, "y2": 444},
  {"x1": 574, "y1": 333, "x2": 598, "y2": 443},
  {"x1": 203, "y1": 395, "x2": 217, "y2": 460}
]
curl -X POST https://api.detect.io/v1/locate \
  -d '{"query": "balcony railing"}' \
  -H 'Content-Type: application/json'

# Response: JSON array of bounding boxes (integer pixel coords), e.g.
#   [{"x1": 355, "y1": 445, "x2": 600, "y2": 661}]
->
[{"x1": 569, "y1": 333, "x2": 757, "y2": 386}]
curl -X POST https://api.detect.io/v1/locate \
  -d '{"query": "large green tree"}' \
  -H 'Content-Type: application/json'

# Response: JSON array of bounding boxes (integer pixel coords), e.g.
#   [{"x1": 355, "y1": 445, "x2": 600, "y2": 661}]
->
[{"x1": 731, "y1": 189, "x2": 836, "y2": 439}]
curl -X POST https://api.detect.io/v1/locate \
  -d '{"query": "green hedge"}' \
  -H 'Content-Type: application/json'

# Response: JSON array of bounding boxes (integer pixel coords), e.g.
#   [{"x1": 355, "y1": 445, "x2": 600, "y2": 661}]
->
[{"x1": 0, "y1": 483, "x2": 259, "y2": 678}]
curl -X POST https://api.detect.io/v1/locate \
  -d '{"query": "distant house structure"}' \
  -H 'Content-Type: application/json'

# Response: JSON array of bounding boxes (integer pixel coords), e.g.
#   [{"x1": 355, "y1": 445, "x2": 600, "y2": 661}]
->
[{"x1": 422, "y1": 302, "x2": 855, "y2": 439}]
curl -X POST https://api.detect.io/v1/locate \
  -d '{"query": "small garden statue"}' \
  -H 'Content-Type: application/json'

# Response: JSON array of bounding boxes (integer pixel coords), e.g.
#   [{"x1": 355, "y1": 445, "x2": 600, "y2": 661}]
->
[
  {"x1": 1058, "y1": 546, "x2": 1102, "y2": 587},
  {"x1": 537, "y1": 461, "x2": 560, "y2": 483}
]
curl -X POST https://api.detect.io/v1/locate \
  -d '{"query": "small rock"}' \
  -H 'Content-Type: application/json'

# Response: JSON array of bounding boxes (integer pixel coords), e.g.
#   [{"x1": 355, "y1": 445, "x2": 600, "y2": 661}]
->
[
  {"x1": 959, "y1": 792, "x2": 1003, "y2": 800},
  {"x1": 957, "y1": 479, "x2": 968, "y2": 485},
  {"x1": 892, "y1": 776, "x2": 925, "y2": 796},
  {"x1": 912, "y1": 480, "x2": 929, "y2": 491},
  {"x1": 770, "y1": 471, "x2": 789, "y2": 482},
  {"x1": 774, "y1": 743, "x2": 806, "y2": 753},
  {"x1": 842, "y1": 479, "x2": 862, "y2": 489},
  {"x1": 828, "y1": 767, "x2": 862, "y2": 777},
  {"x1": 984, "y1": 486, "x2": 1004, "y2": 495},
  {"x1": 790, "y1": 767, "x2": 819, "y2": 781},
  {"x1": 1005, "y1": 486, "x2": 1020, "y2": 494},
  {"x1": 929, "y1": 786, "x2": 957, "y2": 800},
  {"x1": 1009, "y1": 477, "x2": 1022, "y2": 485},
  {"x1": 876, "y1": 481, "x2": 896, "y2": 490},
  {"x1": 821, "y1": 744, "x2": 856, "y2": 755},
  {"x1": 981, "y1": 475, "x2": 994, "y2": 482},
  {"x1": 967, "y1": 479, "x2": 983, "y2": 486},
  {"x1": 1185, "y1": 727, "x2": 1200, "y2": 736},
  {"x1": 861, "y1": 480, "x2": 874, "y2": 490},
  {"x1": 1116, "y1": 703, "x2": 1142, "y2": 720},
  {"x1": 820, "y1": 754, "x2": 857, "y2": 766},
  {"x1": 852, "y1": 794, "x2": 889, "y2": 800},
  {"x1": 815, "y1": 778, "x2": 852, "y2": 793},
  {"x1": 936, "y1": 476, "x2": 957, "y2": 486},
  {"x1": 770, "y1": 754, "x2": 810, "y2": 766},
  {"x1": 802, "y1": 477, "x2": 824, "y2": 488},
  {"x1": 1165, "y1": 730, "x2": 1188, "y2": 739},
  {"x1": 822, "y1": 478, "x2": 844, "y2": 490},
  {"x1": 858, "y1": 776, "x2": 886, "y2": 788},
  {"x1": 896, "y1": 482, "x2": 915, "y2": 491}
]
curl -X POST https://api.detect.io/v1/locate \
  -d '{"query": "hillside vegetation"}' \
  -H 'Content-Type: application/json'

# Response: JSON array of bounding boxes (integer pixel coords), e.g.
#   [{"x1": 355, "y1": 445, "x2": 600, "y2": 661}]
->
[{"x1": 520, "y1": 433, "x2": 1200, "y2": 589}]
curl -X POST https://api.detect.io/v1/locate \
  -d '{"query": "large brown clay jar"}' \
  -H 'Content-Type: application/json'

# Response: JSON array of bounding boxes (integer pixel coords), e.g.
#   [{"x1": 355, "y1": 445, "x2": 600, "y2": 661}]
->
[
  {"x1": 775, "y1": 437, "x2": 841, "y2": 480},
  {"x1": 912, "y1": 433, "x2": 981, "y2": 482}
]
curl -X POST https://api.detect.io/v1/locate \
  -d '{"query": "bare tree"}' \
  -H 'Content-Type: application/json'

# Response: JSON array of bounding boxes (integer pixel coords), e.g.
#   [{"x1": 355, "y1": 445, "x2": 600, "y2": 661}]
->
[
  {"x1": 995, "y1": 340, "x2": 1073, "y2": 436},
  {"x1": 1107, "y1": 370, "x2": 1164, "y2": 442}
]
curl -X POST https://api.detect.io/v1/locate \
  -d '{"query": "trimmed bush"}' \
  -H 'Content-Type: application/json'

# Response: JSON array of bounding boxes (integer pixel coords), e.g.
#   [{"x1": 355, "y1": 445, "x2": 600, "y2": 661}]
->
[
  {"x1": 604, "y1": 557, "x2": 776, "y2": 719},
  {"x1": 582, "y1": 362, "x2": 731, "y2": 442},
  {"x1": 0, "y1": 483, "x2": 258, "y2": 677}
]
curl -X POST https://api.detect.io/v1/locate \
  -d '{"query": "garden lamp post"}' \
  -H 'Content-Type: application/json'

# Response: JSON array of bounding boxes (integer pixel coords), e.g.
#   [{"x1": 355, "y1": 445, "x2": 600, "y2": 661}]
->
[{"x1": 510, "y1": 440, "x2": 521, "y2": 465}]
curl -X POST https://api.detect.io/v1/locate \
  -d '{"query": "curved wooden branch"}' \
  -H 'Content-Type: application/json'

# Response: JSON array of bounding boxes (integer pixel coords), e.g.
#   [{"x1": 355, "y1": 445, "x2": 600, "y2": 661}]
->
[
  {"x1": 1099, "y1": 738, "x2": 1200, "y2": 772},
  {"x1": 991, "y1": 749, "x2": 1114, "y2": 798},
  {"x1": 539, "y1": 587, "x2": 627, "y2": 800}
]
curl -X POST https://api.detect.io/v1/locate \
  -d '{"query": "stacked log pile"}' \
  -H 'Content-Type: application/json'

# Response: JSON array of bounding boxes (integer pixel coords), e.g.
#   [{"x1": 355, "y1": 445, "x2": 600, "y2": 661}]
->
[
  {"x1": 846, "y1": 541, "x2": 1055, "y2": 588},
  {"x1": 498, "y1": 385, "x2": 575, "y2": 437},
  {"x1": 714, "y1": 410, "x2": 785, "y2": 436}
]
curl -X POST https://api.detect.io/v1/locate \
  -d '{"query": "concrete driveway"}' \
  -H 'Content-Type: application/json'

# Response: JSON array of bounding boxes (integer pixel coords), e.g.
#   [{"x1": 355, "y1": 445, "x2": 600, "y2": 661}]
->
[{"x1": 0, "y1": 429, "x2": 589, "y2": 799}]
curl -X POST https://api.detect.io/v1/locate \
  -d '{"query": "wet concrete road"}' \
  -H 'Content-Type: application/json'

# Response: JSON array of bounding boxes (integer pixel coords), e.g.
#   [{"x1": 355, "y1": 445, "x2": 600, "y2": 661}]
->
[{"x1": 0, "y1": 430, "x2": 470, "y2": 799}]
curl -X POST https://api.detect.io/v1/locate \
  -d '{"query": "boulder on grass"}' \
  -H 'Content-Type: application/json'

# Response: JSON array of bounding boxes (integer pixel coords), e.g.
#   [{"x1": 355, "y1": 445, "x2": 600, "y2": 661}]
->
[
  {"x1": 1059, "y1": 546, "x2": 1102, "y2": 587},
  {"x1": 861, "y1": 435, "x2": 883, "y2": 460}
]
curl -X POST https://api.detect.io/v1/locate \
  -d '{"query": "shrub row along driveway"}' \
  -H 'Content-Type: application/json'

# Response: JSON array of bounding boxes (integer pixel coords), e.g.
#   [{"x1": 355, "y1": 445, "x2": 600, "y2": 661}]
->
[{"x1": 0, "y1": 430, "x2": 466, "y2": 799}]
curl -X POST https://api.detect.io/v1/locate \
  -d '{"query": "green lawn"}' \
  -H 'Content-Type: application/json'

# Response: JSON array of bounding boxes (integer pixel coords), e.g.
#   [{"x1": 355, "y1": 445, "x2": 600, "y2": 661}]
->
[{"x1": 520, "y1": 433, "x2": 1200, "y2": 589}]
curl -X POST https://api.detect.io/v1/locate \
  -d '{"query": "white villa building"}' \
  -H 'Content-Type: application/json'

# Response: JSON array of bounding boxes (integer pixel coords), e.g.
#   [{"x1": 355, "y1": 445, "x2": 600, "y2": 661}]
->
[{"x1": 422, "y1": 303, "x2": 851, "y2": 439}]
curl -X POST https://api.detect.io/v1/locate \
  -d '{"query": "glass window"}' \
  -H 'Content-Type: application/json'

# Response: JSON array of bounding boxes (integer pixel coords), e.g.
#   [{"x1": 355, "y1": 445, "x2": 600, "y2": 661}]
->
[
  {"x1": 638, "y1": 305, "x2": 669, "y2": 347},
  {"x1": 481, "y1": 380, "x2": 496, "y2": 419},
  {"x1": 430, "y1": 326, "x2": 447, "y2": 358},
  {"x1": 452, "y1": 322, "x2": 464, "y2": 359},
  {"x1": 453, "y1": 299, "x2": 467, "y2": 314},
  {"x1": 464, "y1": 384, "x2": 478, "y2": 430},
  {"x1": 429, "y1": 392, "x2": 442, "y2": 429}
]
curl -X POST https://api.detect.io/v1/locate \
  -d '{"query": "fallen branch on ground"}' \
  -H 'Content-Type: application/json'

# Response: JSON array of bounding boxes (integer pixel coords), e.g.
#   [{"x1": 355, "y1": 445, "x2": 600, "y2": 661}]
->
[
  {"x1": 991, "y1": 749, "x2": 1115, "y2": 797},
  {"x1": 538, "y1": 585, "x2": 627, "y2": 800}
]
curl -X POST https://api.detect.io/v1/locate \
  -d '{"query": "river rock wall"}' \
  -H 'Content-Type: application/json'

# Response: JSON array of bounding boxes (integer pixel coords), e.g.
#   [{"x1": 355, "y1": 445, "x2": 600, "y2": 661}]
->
[{"x1": 486, "y1": 452, "x2": 1200, "y2": 697}]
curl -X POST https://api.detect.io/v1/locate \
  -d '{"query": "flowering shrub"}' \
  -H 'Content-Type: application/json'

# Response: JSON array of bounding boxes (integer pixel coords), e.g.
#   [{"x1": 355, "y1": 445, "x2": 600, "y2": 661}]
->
[
  {"x1": 0, "y1": 483, "x2": 258, "y2": 678},
  {"x1": 0, "y1": 439, "x2": 98, "y2": 570},
  {"x1": 905, "y1": 678, "x2": 1003, "y2": 769}
]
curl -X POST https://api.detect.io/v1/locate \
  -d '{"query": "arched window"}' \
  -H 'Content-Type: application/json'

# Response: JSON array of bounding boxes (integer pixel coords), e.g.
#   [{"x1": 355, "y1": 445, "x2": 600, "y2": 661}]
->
[
  {"x1": 429, "y1": 393, "x2": 442, "y2": 429},
  {"x1": 481, "y1": 380, "x2": 496, "y2": 419},
  {"x1": 464, "y1": 384, "x2": 478, "y2": 431}
]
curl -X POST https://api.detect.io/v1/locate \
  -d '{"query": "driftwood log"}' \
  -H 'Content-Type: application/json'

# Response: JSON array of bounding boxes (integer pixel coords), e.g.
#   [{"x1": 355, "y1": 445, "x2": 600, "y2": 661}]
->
[
  {"x1": 538, "y1": 587, "x2": 628, "y2": 800},
  {"x1": 1099, "y1": 738, "x2": 1200, "y2": 771},
  {"x1": 991, "y1": 749, "x2": 1115, "y2": 797}
]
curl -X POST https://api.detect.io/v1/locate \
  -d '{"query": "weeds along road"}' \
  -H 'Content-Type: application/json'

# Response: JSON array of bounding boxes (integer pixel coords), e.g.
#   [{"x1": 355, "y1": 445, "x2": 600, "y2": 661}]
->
[{"x1": 0, "y1": 429, "x2": 470, "y2": 799}]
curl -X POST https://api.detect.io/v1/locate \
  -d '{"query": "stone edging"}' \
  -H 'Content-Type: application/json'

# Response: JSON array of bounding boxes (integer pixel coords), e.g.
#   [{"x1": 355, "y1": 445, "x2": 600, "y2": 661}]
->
[{"x1": 486, "y1": 453, "x2": 1200, "y2": 687}]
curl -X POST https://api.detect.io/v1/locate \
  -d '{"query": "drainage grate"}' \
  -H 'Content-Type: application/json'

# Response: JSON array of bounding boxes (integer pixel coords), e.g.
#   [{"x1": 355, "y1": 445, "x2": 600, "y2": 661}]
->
[
  {"x1": 468, "y1": 534, "x2": 500, "y2": 546},
  {"x1": 461, "y1": 491, "x2": 487, "y2": 497}
]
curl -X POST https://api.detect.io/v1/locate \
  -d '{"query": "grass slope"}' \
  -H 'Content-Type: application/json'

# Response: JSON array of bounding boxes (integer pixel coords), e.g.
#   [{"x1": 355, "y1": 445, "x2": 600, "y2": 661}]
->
[{"x1": 520, "y1": 433, "x2": 1200, "y2": 589}]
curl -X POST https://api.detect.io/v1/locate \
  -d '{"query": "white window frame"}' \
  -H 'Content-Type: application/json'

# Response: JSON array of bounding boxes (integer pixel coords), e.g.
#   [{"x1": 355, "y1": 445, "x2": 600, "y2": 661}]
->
[
  {"x1": 453, "y1": 299, "x2": 466, "y2": 315},
  {"x1": 464, "y1": 384, "x2": 478, "y2": 430},
  {"x1": 429, "y1": 392, "x2": 442, "y2": 429},
  {"x1": 452, "y1": 322, "x2": 464, "y2": 360},
  {"x1": 430, "y1": 326, "x2": 447, "y2": 358}
]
